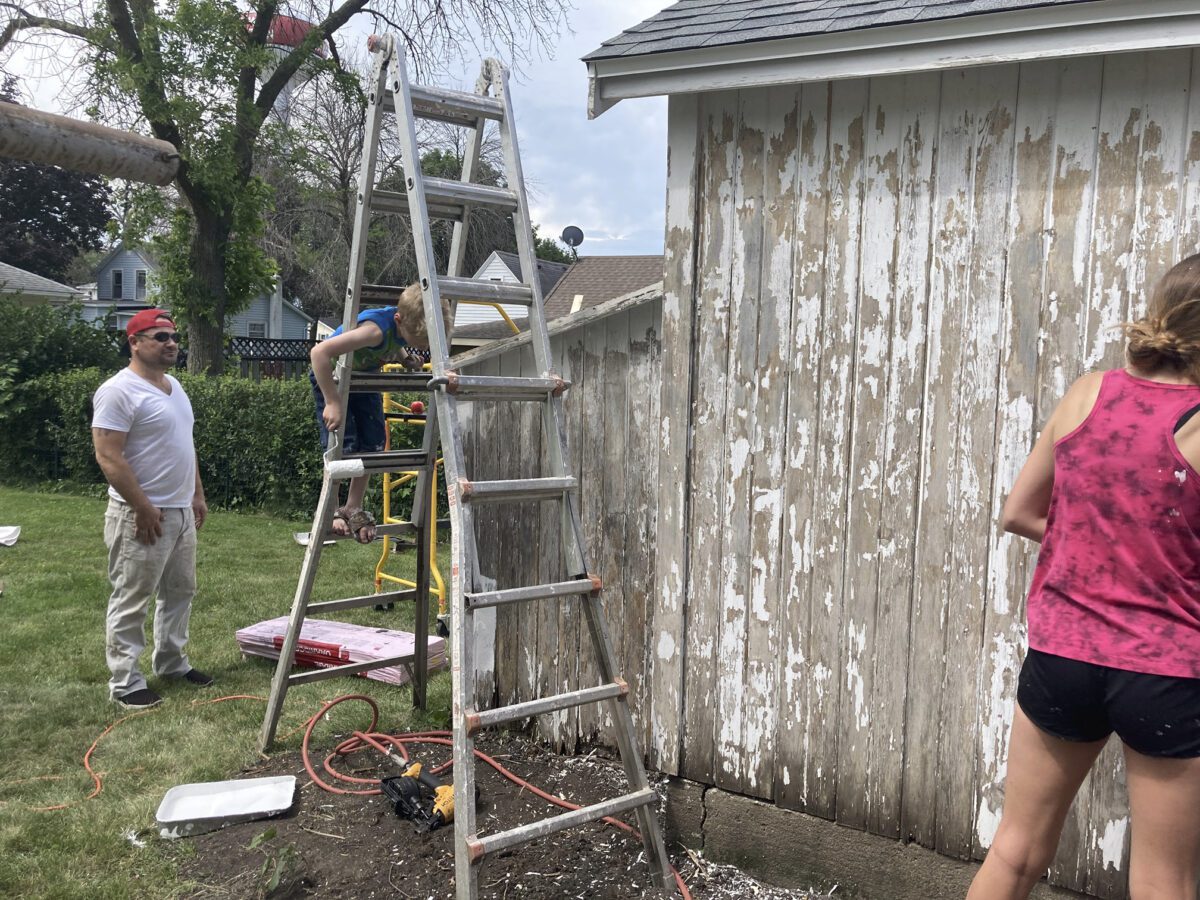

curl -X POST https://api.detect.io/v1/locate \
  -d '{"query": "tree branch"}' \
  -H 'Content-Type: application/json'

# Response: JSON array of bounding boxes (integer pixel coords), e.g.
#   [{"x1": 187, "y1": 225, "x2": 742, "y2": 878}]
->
[
  {"x1": 103, "y1": 0, "x2": 192, "y2": 197},
  {"x1": 0, "y1": 3, "x2": 111, "y2": 53},
  {"x1": 254, "y1": 0, "x2": 367, "y2": 119}
]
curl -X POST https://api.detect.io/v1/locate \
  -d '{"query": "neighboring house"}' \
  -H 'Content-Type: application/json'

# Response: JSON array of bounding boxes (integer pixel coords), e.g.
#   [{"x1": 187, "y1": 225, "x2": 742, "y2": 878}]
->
[
  {"x1": 457, "y1": 2, "x2": 1200, "y2": 898},
  {"x1": 452, "y1": 254, "x2": 661, "y2": 349},
  {"x1": 227, "y1": 281, "x2": 315, "y2": 340},
  {"x1": 316, "y1": 316, "x2": 340, "y2": 340},
  {"x1": 91, "y1": 242, "x2": 313, "y2": 338},
  {"x1": 451, "y1": 250, "x2": 570, "y2": 340},
  {"x1": 0, "y1": 260, "x2": 83, "y2": 305}
]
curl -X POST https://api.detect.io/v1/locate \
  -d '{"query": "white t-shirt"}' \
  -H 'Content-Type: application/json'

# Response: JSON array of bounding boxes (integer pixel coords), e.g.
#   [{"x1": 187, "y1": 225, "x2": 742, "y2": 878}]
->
[{"x1": 92, "y1": 368, "x2": 196, "y2": 508}]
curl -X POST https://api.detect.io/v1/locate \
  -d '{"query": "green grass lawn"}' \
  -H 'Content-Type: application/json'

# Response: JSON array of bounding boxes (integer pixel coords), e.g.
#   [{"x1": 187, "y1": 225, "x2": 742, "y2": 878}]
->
[{"x1": 0, "y1": 485, "x2": 452, "y2": 899}]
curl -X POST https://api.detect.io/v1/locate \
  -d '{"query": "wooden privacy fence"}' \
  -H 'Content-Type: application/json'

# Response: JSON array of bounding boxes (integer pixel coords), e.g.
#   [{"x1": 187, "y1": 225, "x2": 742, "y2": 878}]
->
[
  {"x1": 456, "y1": 47, "x2": 1200, "y2": 900},
  {"x1": 229, "y1": 337, "x2": 314, "y2": 380},
  {"x1": 454, "y1": 287, "x2": 663, "y2": 759}
]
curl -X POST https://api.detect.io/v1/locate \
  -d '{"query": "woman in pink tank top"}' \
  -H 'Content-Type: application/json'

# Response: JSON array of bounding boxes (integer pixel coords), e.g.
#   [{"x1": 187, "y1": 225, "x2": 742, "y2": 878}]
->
[{"x1": 970, "y1": 254, "x2": 1200, "y2": 900}]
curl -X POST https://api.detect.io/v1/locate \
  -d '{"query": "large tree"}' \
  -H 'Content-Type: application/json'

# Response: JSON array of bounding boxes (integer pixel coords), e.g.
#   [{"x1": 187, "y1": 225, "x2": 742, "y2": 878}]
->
[
  {"x1": 0, "y1": 0, "x2": 568, "y2": 372},
  {"x1": 0, "y1": 76, "x2": 111, "y2": 281}
]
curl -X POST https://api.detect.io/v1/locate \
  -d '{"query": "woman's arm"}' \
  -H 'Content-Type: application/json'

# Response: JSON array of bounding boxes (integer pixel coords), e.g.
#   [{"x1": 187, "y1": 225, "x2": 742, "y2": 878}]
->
[
  {"x1": 1000, "y1": 422, "x2": 1056, "y2": 543},
  {"x1": 1000, "y1": 372, "x2": 1103, "y2": 543}
]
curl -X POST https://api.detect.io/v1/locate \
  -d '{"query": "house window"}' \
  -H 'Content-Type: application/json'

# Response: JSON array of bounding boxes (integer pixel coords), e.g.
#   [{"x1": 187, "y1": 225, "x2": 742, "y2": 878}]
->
[
  {"x1": 135, "y1": 270, "x2": 147, "y2": 300},
  {"x1": 248, "y1": 322, "x2": 267, "y2": 338},
  {"x1": 111, "y1": 270, "x2": 123, "y2": 300}
]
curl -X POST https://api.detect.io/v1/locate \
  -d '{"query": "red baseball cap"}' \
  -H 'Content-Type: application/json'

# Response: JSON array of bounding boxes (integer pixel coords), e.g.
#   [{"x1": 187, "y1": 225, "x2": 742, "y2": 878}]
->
[{"x1": 127, "y1": 308, "x2": 176, "y2": 337}]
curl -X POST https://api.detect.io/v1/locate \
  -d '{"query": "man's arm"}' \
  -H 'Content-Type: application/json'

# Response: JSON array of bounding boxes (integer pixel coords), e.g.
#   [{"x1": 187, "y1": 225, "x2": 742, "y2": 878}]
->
[
  {"x1": 309, "y1": 322, "x2": 384, "y2": 431},
  {"x1": 92, "y1": 427, "x2": 164, "y2": 544},
  {"x1": 192, "y1": 454, "x2": 207, "y2": 530}
]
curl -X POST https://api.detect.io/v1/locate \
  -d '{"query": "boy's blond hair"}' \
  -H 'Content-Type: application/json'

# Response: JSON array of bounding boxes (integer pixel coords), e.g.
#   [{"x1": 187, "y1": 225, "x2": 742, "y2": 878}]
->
[{"x1": 395, "y1": 283, "x2": 453, "y2": 350}]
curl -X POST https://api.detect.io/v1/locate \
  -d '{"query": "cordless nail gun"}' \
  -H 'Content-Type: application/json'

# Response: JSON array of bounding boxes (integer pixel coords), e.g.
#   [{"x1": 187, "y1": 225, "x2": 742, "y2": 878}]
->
[{"x1": 380, "y1": 760, "x2": 454, "y2": 833}]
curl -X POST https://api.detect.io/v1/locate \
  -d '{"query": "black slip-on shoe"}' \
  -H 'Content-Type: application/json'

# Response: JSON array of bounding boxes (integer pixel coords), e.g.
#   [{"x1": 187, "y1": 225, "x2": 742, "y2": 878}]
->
[
  {"x1": 115, "y1": 688, "x2": 163, "y2": 709},
  {"x1": 181, "y1": 669, "x2": 215, "y2": 687}
]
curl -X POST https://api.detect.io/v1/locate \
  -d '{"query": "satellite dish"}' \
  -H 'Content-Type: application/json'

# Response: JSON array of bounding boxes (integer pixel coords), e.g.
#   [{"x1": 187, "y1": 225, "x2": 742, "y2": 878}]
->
[{"x1": 561, "y1": 226, "x2": 584, "y2": 248}]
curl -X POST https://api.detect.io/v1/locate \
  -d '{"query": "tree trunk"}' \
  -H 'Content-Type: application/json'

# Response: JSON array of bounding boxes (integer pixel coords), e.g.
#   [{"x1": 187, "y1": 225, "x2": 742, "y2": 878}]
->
[{"x1": 186, "y1": 207, "x2": 229, "y2": 375}]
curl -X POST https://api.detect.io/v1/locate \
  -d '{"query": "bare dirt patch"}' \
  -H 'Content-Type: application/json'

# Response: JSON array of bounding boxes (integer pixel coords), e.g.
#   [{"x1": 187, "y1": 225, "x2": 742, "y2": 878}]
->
[{"x1": 175, "y1": 730, "x2": 827, "y2": 899}]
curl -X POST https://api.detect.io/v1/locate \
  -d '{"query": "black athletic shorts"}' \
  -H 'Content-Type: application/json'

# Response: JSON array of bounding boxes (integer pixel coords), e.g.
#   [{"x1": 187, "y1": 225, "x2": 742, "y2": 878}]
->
[{"x1": 1017, "y1": 647, "x2": 1200, "y2": 758}]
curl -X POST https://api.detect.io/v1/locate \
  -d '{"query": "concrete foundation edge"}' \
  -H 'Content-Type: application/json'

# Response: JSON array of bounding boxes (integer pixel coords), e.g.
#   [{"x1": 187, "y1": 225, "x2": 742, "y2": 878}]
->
[{"x1": 663, "y1": 777, "x2": 1090, "y2": 900}]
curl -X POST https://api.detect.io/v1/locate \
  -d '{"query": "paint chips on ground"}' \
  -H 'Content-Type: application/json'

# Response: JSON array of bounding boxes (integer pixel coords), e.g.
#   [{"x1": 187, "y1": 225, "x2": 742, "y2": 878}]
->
[{"x1": 235, "y1": 616, "x2": 447, "y2": 685}]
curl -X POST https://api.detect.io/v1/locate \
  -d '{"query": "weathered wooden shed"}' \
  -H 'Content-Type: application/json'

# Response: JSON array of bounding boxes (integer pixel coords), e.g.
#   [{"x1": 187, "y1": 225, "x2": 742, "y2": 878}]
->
[{"x1": 457, "y1": 1, "x2": 1200, "y2": 897}]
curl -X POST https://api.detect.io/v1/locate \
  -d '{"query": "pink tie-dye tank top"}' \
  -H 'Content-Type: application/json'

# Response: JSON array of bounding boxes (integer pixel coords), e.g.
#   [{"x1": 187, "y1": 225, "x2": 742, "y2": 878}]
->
[{"x1": 1027, "y1": 369, "x2": 1200, "y2": 678}]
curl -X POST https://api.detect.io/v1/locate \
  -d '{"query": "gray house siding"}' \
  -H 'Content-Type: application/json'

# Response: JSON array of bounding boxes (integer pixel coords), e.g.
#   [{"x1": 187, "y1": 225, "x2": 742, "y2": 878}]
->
[
  {"x1": 96, "y1": 250, "x2": 153, "y2": 304},
  {"x1": 227, "y1": 294, "x2": 312, "y2": 339}
]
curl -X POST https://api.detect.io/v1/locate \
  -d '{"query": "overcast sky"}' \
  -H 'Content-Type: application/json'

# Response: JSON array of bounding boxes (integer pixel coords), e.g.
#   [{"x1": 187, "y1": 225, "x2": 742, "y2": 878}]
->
[
  {"x1": 5, "y1": 1, "x2": 669, "y2": 258},
  {"x1": 501, "y1": 1, "x2": 669, "y2": 257}
]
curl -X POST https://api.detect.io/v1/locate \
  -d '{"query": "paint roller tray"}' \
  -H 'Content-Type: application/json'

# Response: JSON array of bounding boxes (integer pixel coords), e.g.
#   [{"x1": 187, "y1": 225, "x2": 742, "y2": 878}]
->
[{"x1": 155, "y1": 775, "x2": 296, "y2": 839}]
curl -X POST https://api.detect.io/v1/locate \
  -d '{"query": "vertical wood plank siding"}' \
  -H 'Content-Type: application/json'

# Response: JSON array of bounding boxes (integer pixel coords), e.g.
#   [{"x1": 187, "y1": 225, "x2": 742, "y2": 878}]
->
[{"x1": 458, "y1": 48, "x2": 1200, "y2": 898}]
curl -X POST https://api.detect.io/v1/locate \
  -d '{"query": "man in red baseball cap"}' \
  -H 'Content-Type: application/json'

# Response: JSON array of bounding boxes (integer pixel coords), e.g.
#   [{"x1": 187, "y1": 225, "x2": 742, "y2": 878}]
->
[
  {"x1": 91, "y1": 308, "x2": 212, "y2": 709},
  {"x1": 126, "y1": 307, "x2": 176, "y2": 337}
]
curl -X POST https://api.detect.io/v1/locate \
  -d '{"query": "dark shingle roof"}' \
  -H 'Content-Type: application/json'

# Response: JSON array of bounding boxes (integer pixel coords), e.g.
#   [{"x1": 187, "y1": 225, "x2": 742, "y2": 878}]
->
[
  {"x1": 543, "y1": 256, "x2": 664, "y2": 320},
  {"x1": 451, "y1": 256, "x2": 664, "y2": 343},
  {"x1": 493, "y1": 251, "x2": 571, "y2": 299},
  {"x1": 584, "y1": 0, "x2": 1103, "y2": 60}
]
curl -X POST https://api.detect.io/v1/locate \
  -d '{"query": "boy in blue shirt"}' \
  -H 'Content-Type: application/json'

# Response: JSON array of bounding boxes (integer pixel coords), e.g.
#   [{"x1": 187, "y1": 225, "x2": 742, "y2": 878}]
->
[{"x1": 310, "y1": 283, "x2": 451, "y2": 542}]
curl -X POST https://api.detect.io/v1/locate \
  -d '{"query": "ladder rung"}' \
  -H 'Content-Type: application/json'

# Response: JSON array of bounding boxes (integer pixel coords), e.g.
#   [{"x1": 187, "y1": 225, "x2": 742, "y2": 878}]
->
[
  {"x1": 308, "y1": 589, "x2": 417, "y2": 615},
  {"x1": 466, "y1": 577, "x2": 600, "y2": 610},
  {"x1": 287, "y1": 651, "x2": 417, "y2": 686},
  {"x1": 371, "y1": 189, "x2": 463, "y2": 221},
  {"x1": 459, "y1": 477, "x2": 576, "y2": 502},
  {"x1": 438, "y1": 275, "x2": 533, "y2": 306},
  {"x1": 431, "y1": 373, "x2": 568, "y2": 401},
  {"x1": 384, "y1": 84, "x2": 505, "y2": 125},
  {"x1": 346, "y1": 370, "x2": 431, "y2": 393},
  {"x1": 370, "y1": 179, "x2": 518, "y2": 221},
  {"x1": 468, "y1": 788, "x2": 658, "y2": 863},
  {"x1": 360, "y1": 283, "x2": 411, "y2": 305},
  {"x1": 327, "y1": 450, "x2": 430, "y2": 479},
  {"x1": 466, "y1": 681, "x2": 627, "y2": 734}
]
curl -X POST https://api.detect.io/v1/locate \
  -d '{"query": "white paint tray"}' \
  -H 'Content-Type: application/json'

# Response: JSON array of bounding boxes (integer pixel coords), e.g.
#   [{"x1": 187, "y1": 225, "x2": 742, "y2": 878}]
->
[{"x1": 155, "y1": 775, "x2": 296, "y2": 839}]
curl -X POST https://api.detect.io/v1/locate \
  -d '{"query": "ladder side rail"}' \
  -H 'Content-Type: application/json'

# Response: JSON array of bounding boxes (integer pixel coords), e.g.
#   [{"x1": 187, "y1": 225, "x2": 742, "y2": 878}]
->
[
  {"x1": 493, "y1": 67, "x2": 589, "y2": 578},
  {"x1": 386, "y1": 48, "x2": 483, "y2": 900},
  {"x1": 445, "y1": 115, "x2": 483, "y2": 324},
  {"x1": 329, "y1": 40, "x2": 394, "y2": 461},
  {"x1": 444, "y1": 61, "x2": 499, "y2": 316},
  {"x1": 579, "y1": 593, "x2": 675, "y2": 890},
  {"x1": 408, "y1": 400, "x2": 440, "y2": 709},
  {"x1": 494, "y1": 62, "x2": 673, "y2": 895},
  {"x1": 258, "y1": 477, "x2": 341, "y2": 749},
  {"x1": 258, "y1": 45, "x2": 394, "y2": 751}
]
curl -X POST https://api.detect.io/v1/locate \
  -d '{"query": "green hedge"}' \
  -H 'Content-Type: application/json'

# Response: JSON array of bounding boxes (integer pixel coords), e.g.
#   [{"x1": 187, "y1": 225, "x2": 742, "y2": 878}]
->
[{"x1": 1, "y1": 367, "x2": 434, "y2": 520}]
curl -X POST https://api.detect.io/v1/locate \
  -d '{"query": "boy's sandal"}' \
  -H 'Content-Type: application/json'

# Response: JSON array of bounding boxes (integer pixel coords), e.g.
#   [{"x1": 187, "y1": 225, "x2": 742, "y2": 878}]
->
[
  {"x1": 343, "y1": 507, "x2": 377, "y2": 544},
  {"x1": 331, "y1": 507, "x2": 352, "y2": 537}
]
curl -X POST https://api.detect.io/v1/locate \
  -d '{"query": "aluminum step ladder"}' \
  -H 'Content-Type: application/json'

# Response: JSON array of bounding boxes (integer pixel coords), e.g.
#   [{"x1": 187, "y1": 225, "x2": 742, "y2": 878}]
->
[{"x1": 269, "y1": 33, "x2": 674, "y2": 900}]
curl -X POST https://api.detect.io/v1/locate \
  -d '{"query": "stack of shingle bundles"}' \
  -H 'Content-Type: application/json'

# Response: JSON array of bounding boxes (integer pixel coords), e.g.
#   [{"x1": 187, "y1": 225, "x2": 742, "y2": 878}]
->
[{"x1": 235, "y1": 616, "x2": 447, "y2": 686}]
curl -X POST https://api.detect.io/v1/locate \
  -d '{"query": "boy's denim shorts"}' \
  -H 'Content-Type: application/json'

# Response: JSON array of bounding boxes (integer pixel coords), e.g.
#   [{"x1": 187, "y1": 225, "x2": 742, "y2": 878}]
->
[{"x1": 310, "y1": 370, "x2": 386, "y2": 453}]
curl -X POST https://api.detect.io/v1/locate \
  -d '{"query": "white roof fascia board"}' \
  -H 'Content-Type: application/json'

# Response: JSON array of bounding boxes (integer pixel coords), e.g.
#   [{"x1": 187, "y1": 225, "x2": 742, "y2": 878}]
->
[{"x1": 587, "y1": 0, "x2": 1200, "y2": 117}]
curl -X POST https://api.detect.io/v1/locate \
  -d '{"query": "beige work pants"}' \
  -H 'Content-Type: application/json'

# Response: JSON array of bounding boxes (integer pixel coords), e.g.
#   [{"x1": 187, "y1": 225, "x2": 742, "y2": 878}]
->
[{"x1": 103, "y1": 499, "x2": 196, "y2": 698}]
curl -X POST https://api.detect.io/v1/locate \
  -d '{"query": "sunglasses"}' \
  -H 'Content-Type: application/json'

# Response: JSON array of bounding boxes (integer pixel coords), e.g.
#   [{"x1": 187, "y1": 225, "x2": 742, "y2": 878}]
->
[{"x1": 141, "y1": 331, "x2": 181, "y2": 344}]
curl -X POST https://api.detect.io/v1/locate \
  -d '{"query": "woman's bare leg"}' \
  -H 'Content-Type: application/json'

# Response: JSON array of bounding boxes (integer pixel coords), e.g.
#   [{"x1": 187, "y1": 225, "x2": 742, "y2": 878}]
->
[
  {"x1": 968, "y1": 707, "x2": 1107, "y2": 900},
  {"x1": 1123, "y1": 745, "x2": 1200, "y2": 900}
]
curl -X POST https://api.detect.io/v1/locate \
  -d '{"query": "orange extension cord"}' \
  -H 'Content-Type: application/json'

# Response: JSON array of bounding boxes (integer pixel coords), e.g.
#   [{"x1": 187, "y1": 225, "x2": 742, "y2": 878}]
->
[{"x1": 29, "y1": 692, "x2": 693, "y2": 899}]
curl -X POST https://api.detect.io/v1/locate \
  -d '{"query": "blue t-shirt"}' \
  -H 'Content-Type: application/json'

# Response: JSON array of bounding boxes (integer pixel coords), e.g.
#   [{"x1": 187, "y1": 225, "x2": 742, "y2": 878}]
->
[{"x1": 327, "y1": 307, "x2": 408, "y2": 372}]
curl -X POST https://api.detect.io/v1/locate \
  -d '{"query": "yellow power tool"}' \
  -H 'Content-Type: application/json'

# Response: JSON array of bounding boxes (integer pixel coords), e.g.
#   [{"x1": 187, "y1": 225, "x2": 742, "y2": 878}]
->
[{"x1": 380, "y1": 760, "x2": 454, "y2": 833}]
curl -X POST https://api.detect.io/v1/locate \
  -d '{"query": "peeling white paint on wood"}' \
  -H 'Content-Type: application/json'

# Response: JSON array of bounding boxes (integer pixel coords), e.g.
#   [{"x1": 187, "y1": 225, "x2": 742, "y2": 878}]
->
[{"x1": 459, "y1": 47, "x2": 1200, "y2": 900}]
